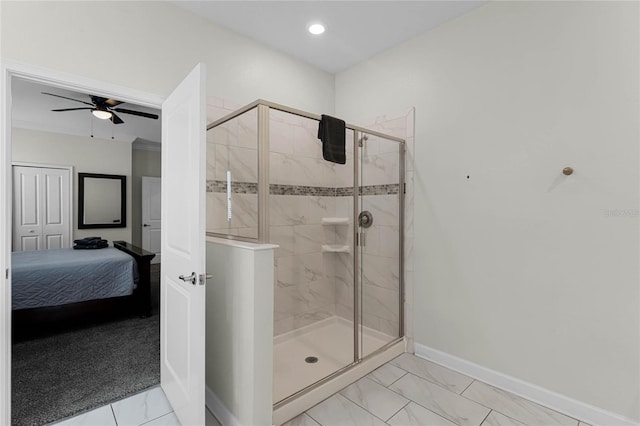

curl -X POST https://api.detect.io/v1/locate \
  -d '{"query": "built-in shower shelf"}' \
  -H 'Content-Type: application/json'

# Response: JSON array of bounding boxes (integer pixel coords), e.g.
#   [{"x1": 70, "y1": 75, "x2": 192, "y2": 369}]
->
[
  {"x1": 321, "y1": 217, "x2": 349, "y2": 225},
  {"x1": 322, "y1": 244, "x2": 350, "y2": 253}
]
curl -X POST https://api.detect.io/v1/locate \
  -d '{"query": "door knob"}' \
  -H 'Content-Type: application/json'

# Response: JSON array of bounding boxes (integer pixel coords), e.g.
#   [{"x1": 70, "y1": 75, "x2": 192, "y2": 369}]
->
[
  {"x1": 178, "y1": 272, "x2": 197, "y2": 285},
  {"x1": 143, "y1": 224, "x2": 150, "y2": 227}
]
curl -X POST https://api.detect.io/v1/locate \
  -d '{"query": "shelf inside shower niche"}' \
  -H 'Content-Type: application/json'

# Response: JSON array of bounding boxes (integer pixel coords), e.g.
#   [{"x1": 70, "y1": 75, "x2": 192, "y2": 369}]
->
[
  {"x1": 321, "y1": 217, "x2": 349, "y2": 225},
  {"x1": 321, "y1": 244, "x2": 351, "y2": 253}
]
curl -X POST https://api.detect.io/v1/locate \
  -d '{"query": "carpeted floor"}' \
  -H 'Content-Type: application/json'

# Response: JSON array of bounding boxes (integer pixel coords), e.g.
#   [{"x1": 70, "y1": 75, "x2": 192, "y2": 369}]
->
[{"x1": 11, "y1": 264, "x2": 161, "y2": 426}]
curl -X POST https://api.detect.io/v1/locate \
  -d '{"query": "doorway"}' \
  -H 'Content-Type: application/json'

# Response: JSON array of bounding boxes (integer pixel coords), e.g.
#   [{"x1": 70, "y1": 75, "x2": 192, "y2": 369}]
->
[
  {"x1": 1, "y1": 65, "x2": 164, "y2": 425},
  {"x1": 142, "y1": 176, "x2": 161, "y2": 264}
]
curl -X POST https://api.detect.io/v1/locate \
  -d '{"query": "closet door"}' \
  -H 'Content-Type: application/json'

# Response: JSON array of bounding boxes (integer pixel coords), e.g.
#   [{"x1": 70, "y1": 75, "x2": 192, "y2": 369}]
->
[
  {"x1": 41, "y1": 168, "x2": 71, "y2": 249},
  {"x1": 12, "y1": 166, "x2": 71, "y2": 251},
  {"x1": 13, "y1": 166, "x2": 42, "y2": 251}
]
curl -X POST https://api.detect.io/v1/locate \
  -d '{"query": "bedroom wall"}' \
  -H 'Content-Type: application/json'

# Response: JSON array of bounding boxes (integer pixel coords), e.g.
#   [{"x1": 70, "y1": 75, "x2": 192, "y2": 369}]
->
[
  {"x1": 12, "y1": 128, "x2": 132, "y2": 244},
  {"x1": 0, "y1": 1, "x2": 334, "y2": 115},
  {"x1": 335, "y1": 1, "x2": 639, "y2": 422},
  {"x1": 131, "y1": 147, "x2": 161, "y2": 248}
]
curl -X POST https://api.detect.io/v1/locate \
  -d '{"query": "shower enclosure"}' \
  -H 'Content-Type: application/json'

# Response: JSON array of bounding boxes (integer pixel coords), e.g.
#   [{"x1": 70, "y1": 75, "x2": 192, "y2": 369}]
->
[{"x1": 207, "y1": 100, "x2": 404, "y2": 413}]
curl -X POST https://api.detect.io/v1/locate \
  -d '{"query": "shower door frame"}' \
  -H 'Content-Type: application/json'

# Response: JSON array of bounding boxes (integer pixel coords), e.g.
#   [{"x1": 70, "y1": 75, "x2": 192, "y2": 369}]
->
[
  {"x1": 207, "y1": 99, "x2": 406, "y2": 408},
  {"x1": 355, "y1": 129, "x2": 406, "y2": 357}
]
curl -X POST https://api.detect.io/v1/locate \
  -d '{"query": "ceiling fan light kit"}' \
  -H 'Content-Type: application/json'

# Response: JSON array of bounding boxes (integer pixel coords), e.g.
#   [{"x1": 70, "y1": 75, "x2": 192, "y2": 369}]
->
[
  {"x1": 91, "y1": 109, "x2": 112, "y2": 120},
  {"x1": 42, "y1": 92, "x2": 159, "y2": 125}
]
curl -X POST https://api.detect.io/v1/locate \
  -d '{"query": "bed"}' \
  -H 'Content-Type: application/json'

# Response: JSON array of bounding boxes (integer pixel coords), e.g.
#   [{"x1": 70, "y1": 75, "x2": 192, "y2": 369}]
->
[{"x1": 12, "y1": 241, "x2": 155, "y2": 330}]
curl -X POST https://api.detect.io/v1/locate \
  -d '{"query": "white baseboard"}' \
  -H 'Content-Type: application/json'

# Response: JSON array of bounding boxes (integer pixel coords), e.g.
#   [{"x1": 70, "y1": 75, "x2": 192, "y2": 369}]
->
[
  {"x1": 414, "y1": 343, "x2": 638, "y2": 426},
  {"x1": 205, "y1": 385, "x2": 242, "y2": 426}
]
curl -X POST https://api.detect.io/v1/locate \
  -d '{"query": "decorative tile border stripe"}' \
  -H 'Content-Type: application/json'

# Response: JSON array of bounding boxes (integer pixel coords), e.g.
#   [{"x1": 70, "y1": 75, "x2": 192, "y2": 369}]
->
[
  {"x1": 270, "y1": 184, "x2": 339, "y2": 196},
  {"x1": 206, "y1": 180, "x2": 399, "y2": 196},
  {"x1": 207, "y1": 180, "x2": 257, "y2": 194},
  {"x1": 360, "y1": 184, "x2": 400, "y2": 196}
]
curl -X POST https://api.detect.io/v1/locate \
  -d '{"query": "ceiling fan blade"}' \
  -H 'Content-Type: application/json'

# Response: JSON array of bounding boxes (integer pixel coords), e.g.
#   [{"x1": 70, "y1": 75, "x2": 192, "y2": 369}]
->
[
  {"x1": 110, "y1": 112, "x2": 124, "y2": 125},
  {"x1": 42, "y1": 92, "x2": 94, "y2": 107},
  {"x1": 51, "y1": 107, "x2": 93, "y2": 112},
  {"x1": 113, "y1": 108, "x2": 159, "y2": 120}
]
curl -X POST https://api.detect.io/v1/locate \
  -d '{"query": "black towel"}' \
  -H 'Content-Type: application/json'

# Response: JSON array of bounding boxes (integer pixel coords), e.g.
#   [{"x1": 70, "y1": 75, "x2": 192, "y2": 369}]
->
[
  {"x1": 73, "y1": 236, "x2": 102, "y2": 244},
  {"x1": 317, "y1": 114, "x2": 346, "y2": 164},
  {"x1": 74, "y1": 240, "x2": 108, "y2": 250},
  {"x1": 73, "y1": 237, "x2": 108, "y2": 249},
  {"x1": 74, "y1": 242, "x2": 108, "y2": 249}
]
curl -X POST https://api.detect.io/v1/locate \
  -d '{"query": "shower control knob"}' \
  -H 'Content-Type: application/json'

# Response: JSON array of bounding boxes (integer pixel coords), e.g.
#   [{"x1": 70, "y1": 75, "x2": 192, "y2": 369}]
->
[{"x1": 358, "y1": 211, "x2": 373, "y2": 228}]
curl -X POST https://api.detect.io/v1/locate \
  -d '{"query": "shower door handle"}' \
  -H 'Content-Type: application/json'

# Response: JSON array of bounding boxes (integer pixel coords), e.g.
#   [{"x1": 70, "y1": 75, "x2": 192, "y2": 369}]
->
[{"x1": 358, "y1": 231, "x2": 366, "y2": 247}]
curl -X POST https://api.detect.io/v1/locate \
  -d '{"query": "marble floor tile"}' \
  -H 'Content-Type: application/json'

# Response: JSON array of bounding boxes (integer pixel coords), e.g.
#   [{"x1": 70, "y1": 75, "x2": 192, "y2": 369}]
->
[
  {"x1": 366, "y1": 362, "x2": 407, "y2": 387},
  {"x1": 389, "y1": 373, "x2": 490, "y2": 426},
  {"x1": 141, "y1": 412, "x2": 181, "y2": 426},
  {"x1": 339, "y1": 377, "x2": 409, "y2": 421},
  {"x1": 307, "y1": 394, "x2": 387, "y2": 426},
  {"x1": 111, "y1": 387, "x2": 173, "y2": 426},
  {"x1": 282, "y1": 413, "x2": 321, "y2": 426},
  {"x1": 481, "y1": 411, "x2": 526, "y2": 426},
  {"x1": 53, "y1": 406, "x2": 117, "y2": 426},
  {"x1": 389, "y1": 353, "x2": 474, "y2": 394},
  {"x1": 462, "y1": 381, "x2": 578, "y2": 426},
  {"x1": 387, "y1": 402, "x2": 457, "y2": 426}
]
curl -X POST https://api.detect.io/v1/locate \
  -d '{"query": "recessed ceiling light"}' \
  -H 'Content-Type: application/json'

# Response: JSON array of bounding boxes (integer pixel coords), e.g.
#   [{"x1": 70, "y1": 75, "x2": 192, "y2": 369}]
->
[{"x1": 308, "y1": 23, "x2": 325, "y2": 35}]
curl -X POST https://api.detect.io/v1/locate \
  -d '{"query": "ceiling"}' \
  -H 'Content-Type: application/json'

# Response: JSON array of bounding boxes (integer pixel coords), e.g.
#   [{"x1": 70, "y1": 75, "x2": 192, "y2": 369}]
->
[
  {"x1": 12, "y1": 79, "x2": 161, "y2": 145},
  {"x1": 12, "y1": 1, "x2": 487, "y2": 144},
  {"x1": 171, "y1": 1, "x2": 488, "y2": 73}
]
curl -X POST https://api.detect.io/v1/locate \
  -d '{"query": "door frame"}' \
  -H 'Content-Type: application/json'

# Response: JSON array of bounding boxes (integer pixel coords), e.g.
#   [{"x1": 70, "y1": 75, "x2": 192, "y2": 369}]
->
[{"x1": 0, "y1": 60, "x2": 165, "y2": 425}]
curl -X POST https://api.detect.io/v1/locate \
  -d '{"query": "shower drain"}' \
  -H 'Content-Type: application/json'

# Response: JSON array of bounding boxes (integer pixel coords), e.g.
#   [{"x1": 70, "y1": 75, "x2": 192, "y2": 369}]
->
[{"x1": 305, "y1": 356, "x2": 318, "y2": 364}]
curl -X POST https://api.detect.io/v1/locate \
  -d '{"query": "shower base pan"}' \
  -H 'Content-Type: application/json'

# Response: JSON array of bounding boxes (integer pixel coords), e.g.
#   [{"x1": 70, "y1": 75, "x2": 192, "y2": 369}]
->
[{"x1": 272, "y1": 316, "x2": 405, "y2": 425}]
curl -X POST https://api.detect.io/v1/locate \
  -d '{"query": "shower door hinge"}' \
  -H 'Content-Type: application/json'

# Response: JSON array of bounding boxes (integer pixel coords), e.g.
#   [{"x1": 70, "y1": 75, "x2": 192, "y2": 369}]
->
[
  {"x1": 404, "y1": 183, "x2": 406, "y2": 194},
  {"x1": 5, "y1": 269, "x2": 8, "y2": 279}
]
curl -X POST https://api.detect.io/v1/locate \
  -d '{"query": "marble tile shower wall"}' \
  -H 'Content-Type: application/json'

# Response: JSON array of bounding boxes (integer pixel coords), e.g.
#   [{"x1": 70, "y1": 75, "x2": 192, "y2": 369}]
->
[
  {"x1": 270, "y1": 109, "x2": 355, "y2": 336},
  {"x1": 206, "y1": 101, "x2": 259, "y2": 238}
]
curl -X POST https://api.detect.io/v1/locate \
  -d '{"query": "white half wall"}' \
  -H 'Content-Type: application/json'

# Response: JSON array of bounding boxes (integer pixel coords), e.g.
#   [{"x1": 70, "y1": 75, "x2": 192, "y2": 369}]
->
[
  {"x1": 336, "y1": 1, "x2": 639, "y2": 422},
  {"x1": 12, "y1": 127, "x2": 132, "y2": 243},
  {"x1": 205, "y1": 237, "x2": 275, "y2": 426}
]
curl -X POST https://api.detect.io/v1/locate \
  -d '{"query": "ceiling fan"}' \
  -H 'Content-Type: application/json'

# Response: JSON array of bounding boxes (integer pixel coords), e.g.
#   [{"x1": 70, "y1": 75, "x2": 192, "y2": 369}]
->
[{"x1": 42, "y1": 92, "x2": 159, "y2": 124}]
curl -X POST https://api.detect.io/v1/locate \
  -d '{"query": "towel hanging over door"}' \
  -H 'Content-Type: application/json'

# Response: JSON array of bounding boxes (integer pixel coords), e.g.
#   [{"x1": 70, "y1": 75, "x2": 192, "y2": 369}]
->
[{"x1": 317, "y1": 114, "x2": 346, "y2": 164}]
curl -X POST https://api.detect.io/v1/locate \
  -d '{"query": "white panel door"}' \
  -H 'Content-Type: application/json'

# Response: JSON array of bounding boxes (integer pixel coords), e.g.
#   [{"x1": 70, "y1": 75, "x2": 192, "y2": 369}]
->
[
  {"x1": 12, "y1": 166, "x2": 41, "y2": 251},
  {"x1": 41, "y1": 168, "x2": 71, "y2": 249},
  {"x1": 160, "y1": 64, "x2": 206, "y2": 426},
  {"x1": 142, "y1": 176, "x2": 162, "y2": 264},
  {"x1": 12, "y1": 166, "x2": 71, "y2": 251}
]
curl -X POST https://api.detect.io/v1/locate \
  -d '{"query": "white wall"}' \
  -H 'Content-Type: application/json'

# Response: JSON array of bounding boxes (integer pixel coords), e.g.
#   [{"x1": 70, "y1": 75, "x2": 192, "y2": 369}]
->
[
  {"x1": 0, "y1": 1, "x2": 334, "y2": 115},
  {"x1": 12, "y1": 127, "x2": 132, "y2": 243},
  {"x1": 336, "y1": 1, "x2": 639, "y2": 422}
]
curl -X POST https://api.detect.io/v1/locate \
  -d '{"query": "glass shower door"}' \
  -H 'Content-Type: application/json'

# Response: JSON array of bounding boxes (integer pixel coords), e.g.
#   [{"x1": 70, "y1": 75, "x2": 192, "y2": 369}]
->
[
  {"x1": 357, "y1": 131, "x2": 403, "y2": 358},
  {"x1": 270, "y1": 110, "x2": 356, "y2": 404}
]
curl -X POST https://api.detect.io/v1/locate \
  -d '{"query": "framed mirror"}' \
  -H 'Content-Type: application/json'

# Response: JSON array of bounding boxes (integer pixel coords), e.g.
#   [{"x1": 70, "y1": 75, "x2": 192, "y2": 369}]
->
[{"x1": 78, "y1": 173, "x2": 126, "y2": 229}]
